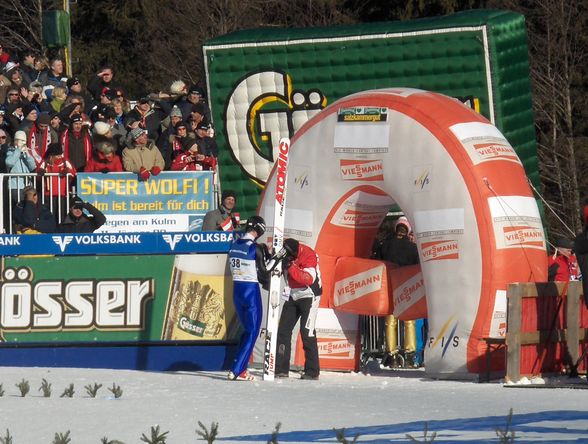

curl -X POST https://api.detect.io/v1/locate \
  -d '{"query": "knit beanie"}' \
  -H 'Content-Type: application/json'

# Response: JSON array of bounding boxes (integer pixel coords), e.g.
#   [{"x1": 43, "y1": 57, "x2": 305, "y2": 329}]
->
[{"x1": 221, "y1": 189, "x2": 236, "y2": 204}]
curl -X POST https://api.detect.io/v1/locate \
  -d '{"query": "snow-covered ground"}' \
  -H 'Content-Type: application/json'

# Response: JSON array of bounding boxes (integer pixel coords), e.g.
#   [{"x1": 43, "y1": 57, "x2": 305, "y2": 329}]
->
[{"x1": 1, "y1": 363, "x2": 587, "y2": 443}]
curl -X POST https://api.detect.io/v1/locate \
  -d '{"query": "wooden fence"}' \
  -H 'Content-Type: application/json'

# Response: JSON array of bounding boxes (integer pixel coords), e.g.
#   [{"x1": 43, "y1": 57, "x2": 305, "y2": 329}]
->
[{"x1": 505, "y1": 281, "x2": 587, "y2": 382}]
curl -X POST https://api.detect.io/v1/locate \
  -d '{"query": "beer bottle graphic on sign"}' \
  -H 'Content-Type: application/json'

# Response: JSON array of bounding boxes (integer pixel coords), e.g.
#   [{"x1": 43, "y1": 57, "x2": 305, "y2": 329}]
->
[{"x1": 162, "y1": 254, "x2": 239, "y2": 341}]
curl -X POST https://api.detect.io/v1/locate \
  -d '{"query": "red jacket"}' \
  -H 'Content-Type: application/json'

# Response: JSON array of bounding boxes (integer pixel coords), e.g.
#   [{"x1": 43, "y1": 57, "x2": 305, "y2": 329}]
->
[
  {"x1": 85, "y1": 152, "x2": 124, "y2": 173},
  {"x1": 170, "y1": 152, "x2": 216, "y2": 171},
  {"x1": 287, "y1": 243, "x2": 320, "y2": 290},
  {"x1": 548, "y1": 254, "x2": 579, "y2": 281},
  {"x1": 37, "y1": 157, "x2": 76, "y2": 196}
]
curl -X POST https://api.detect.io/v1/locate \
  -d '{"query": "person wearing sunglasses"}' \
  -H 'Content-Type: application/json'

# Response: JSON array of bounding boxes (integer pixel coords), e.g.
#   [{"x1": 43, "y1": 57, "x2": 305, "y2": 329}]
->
[{"x1": 57, "y1": 195, "x2": 106, "y2": 233}]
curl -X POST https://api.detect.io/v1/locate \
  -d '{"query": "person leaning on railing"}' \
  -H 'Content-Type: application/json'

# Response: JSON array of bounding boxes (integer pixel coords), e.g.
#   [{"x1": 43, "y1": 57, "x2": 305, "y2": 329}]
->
[{"x1": 12, "y1": 185, "x2": 56, "y2": 234}]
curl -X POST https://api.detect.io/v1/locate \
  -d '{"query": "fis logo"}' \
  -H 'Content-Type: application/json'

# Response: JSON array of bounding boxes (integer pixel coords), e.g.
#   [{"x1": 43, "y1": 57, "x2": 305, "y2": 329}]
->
[
  {"x1": 428, "y1": 316, "x2": 460, "y2": 357},
  {"x1": 162, "y1": 234, "x2": 183, "y2": 251},
  {"x1": 414, "y1": 170, "x2": 431, "y2": 191},
  {"x1": 52, "y1": 235, "x2": 74, "y2": 253},
  {"x1": 294, "y1": 172, "x2": 309, "y2": 190}
]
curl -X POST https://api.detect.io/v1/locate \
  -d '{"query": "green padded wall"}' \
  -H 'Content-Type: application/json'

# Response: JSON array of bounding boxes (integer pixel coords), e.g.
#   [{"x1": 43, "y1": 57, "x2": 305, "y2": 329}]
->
[{"x1": 204, "y1": 9, "x2": 538, "y2": 219}]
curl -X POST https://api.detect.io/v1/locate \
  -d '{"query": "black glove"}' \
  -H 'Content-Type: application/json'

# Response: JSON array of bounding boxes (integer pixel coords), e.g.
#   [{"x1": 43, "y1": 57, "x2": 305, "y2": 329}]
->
[
  {"x1": 100, "y1": 168, "x2": 110, "y2": 174},
  {"x1": 59, "y1": 171, "x2": 68, "y2": 178},
  {"x1": 37, "y1": 169, "x2": 45, "y2": 176}
]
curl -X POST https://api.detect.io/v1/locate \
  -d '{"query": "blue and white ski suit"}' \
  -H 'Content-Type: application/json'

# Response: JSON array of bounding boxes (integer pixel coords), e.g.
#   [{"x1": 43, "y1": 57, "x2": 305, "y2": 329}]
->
[{"x1": 228, "y1": 232, "x2": 263, "y2": 376}]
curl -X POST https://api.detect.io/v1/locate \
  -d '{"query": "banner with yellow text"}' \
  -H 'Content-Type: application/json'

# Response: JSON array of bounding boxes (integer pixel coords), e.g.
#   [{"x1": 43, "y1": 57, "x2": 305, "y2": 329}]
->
[{"x1": 77, "y1": 172, "x2": 214, "y2": 232}]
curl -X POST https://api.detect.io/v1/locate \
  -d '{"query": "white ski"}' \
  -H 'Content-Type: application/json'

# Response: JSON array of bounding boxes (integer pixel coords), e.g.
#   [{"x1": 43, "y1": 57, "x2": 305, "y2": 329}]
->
[{"x1": 263, "y1": 137, "x2": 290, "y2": 381}]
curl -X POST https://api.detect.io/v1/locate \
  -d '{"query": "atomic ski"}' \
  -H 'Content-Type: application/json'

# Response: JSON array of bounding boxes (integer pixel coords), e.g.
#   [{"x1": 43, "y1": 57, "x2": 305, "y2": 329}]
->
[{"x1": 263, "y1": 137, "x2": 290, "y2": 381}]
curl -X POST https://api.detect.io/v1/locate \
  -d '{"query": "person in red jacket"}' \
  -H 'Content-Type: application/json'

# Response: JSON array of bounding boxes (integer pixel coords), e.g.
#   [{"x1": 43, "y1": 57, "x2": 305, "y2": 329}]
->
[
  {"x1": 170, "y1": 139, "x2": 216, "y2": 171},
  {"x1": 85, "y1": 141, "x2": 124, "y2": 173},
  {"x1": 275, "y1": 238, "x2": 323, "y2": 380},
  {"x1": 37, "y1": 142, "x2": 76, "y2": 221},
  {"x1": 548, "y1": 237, "x2": 579, "y2": 281}
]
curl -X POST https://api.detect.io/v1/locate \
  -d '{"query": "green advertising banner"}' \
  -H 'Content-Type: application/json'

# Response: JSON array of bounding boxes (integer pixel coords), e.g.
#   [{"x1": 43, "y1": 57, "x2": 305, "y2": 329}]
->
[
  {"x1": 203, "y1": 9, "x2": 538, "y2": 219},
  {"x1": 1, "y1": 254, "x2": 239, "y2": 344}
]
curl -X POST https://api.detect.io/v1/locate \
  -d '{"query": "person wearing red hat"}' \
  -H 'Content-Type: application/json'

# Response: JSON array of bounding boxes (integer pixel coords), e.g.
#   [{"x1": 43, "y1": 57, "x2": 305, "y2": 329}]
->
[{"x1": 574, "y1": 200, "x2": 588, "y2": 304}]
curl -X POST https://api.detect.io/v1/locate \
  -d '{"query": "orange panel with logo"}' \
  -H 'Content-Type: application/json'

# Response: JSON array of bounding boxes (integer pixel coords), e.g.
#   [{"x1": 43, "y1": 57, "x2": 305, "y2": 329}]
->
[{"x1": 332, "y1": 256, "x2": 393, "y2": 315}]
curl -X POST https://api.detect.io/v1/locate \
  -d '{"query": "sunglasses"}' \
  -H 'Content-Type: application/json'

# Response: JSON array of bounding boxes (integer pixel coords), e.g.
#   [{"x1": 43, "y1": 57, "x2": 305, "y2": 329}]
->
[
  {"x1": 0, "y1": 136, "x2": 6, "y2": 140},
  {"x1": 9, "y1": 93, "x2": 19, "y2": 96}
]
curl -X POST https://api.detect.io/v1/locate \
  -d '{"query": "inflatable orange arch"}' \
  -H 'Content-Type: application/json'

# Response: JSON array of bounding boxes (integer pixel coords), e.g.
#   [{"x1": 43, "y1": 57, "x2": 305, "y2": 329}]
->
[{"x1": 259, "y1": 88, "x2": 547, "y2": 379}]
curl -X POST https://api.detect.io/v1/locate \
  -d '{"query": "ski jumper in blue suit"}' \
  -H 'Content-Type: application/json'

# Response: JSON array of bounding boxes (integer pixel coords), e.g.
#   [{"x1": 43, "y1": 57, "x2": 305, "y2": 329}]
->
[{"x1": 228, "y1": 232, "x2": 263, "y2": 376}]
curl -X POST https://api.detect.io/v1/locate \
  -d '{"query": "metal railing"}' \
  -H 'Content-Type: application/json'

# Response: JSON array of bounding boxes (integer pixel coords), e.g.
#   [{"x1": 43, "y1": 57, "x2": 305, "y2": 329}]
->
[{"x1": 0, "y1": 172, "x2": 75, "y2": 234}]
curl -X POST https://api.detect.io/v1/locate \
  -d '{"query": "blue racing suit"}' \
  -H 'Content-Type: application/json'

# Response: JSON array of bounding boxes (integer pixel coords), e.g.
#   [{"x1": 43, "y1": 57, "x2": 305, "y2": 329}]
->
[{"x1": 228, "y1": 232, "x2": 266, "y2": 376}]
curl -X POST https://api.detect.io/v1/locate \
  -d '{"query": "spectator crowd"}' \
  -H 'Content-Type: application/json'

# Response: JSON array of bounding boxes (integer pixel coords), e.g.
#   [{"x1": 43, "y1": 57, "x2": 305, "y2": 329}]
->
[{"x1": 0, "y1": 47, "x2": 219, "y2": 233}]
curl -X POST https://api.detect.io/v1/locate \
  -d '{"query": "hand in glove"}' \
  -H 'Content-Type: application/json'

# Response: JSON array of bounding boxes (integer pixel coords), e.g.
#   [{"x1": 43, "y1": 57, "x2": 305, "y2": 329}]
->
[
  {"x1": 139, "y1": 167, "x2": 151, "y2": 181},
  {"x1": 100, "y1": 167, "x2": 110, "y2": 174},
  {"x1": 151, "y1": 166, "x2": 161, "y2": 176}
]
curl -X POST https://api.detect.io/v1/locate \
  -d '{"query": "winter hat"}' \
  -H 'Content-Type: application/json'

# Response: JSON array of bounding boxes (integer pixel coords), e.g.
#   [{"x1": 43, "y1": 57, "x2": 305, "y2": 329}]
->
[
  {"x1": 221, "y1": 189, "x2": 237, "y2": 204},
  {"x1": 174, "y1": 120, "x2": 187, "y2": 130},
  {"x1": 188, "y1": 85, "x2": 204, "y2": 96},
  {"x1": 196, "y1": 122, "x2": 209, "y2": 131},
  {"x1": 3, "y1": 61, "x2": 19, "y2": 76},
  {"x1": 14, "y1": 130, "x2": 27, "y2": 143},
  {"x1": 93, "y1": 121, "x2": 111, "y2": 136},
  {"x1": 191, "y1": 103, "x2": 205, "y2": 115},
  {"x1": 283, "y1": 238, "x2": 300, "y2": 258},
  {"x1": 169, "y1": 106, "x2": 182, "y2": 118},
  {"x1": 169, "y1": 80, "x2": 186, "y2": 95},
  {"x1": 66, "y1": 77, "x2": 80, "y2": 89},
  {"x1": 96, "y1": 141, "x2": 116, "y2": 155},
  {"x1": 45, "y1": 142, "x2": 63, "y2": 157},
  {"x1": 70, "y1": 113, "x2": 82, "y2": 123},
  {"x1": 395, "y1": 216, "x2": 411, "y2": 233},
  {"x1": 130, "y1": 127, "x2": 147, "y2": 140},
  {"x1": 37, "y1": 113, "x2": 51, "y2": 125},
  {"x1": 22, "y1": 104, "x2": 36, "y2": 119}
]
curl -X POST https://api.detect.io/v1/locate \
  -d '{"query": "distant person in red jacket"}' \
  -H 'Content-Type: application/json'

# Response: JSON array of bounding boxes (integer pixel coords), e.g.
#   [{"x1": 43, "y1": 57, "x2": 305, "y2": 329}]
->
[
  {"x1": 548, "y1": 237, "x2": 579, "y2": 281},
  {"x1": 275, "y1": 238, "x2": 323, "y2": 380},
  {"x1": 85, "y1": 141, "x2": 123, "y2": 173}
]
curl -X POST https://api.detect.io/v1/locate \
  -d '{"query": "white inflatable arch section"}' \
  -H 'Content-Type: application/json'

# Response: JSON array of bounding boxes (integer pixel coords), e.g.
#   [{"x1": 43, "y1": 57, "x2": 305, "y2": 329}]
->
[{"x1": 260, "y1": 88, "x2": 547, "y2": 379}]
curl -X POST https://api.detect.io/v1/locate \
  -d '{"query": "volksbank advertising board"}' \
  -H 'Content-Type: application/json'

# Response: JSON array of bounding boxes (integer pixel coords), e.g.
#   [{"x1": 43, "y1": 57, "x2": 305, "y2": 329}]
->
[{"x1": 203, "y1": 9, "x2": 539, "y2": 218}]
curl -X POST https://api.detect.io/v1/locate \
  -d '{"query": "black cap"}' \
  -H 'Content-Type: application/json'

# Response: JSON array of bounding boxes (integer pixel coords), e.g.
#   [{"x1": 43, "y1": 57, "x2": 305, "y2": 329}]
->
[
  {"x1": 221, "y1": 189, "x2": 236, "y2": 203},
  {"x1": 66, "y1": 77, "x2": 80, "y2": 88},
  {"x1": 283, "y1": 238, "x2": 300, "y2": 258}
]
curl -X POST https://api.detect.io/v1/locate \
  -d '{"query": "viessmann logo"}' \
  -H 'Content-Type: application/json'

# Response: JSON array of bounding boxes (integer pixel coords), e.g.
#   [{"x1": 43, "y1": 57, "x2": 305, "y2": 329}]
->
[
  {"x1": 503, "y1": 226, "x2": 544, "y2": 247},
  {"x1": 393, "y1": 274, "x2": 425, "y2": 307},
  {"x1": 474, "y1": 142, "x2": 518, "y2": 162},
  {"x1": 317, "y1": 339, "x2": 355, "y2": 358},
  {"x1": 421, "y1": 240, "x2": 459, "y2": 262},
  {"x1": 333, "y1": 210, "x2": 383, "y2": 228},
  {"x1": 339, "y1": 160, "x2": 384, "y2": 181},
  {"x1": 334, "y1": 267, "x2": 383, "y2": 305}
]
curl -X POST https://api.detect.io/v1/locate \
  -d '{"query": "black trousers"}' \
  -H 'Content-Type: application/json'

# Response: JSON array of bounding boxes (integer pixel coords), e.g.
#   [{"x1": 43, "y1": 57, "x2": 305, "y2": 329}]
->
[{"x1": 275, "y1": 296, "x2": 320, "y2": 377}]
